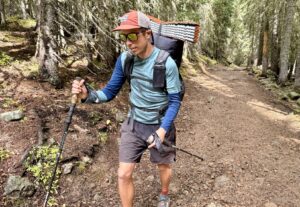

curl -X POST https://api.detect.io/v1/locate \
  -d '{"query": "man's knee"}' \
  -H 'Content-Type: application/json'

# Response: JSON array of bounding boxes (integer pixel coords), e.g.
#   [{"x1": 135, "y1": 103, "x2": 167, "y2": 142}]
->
[
  {"x1": 118, "y1": 163, "x2": 135, "y2": 182},
  {"x1": 158, "y1": 164, "x2": 171, "y2": 171}
]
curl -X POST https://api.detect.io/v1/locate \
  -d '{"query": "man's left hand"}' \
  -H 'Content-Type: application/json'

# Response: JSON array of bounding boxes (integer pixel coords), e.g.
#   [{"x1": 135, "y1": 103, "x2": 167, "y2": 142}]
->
[{"x1": 148, "y1": 127, "x2": 166, "y2": 149}]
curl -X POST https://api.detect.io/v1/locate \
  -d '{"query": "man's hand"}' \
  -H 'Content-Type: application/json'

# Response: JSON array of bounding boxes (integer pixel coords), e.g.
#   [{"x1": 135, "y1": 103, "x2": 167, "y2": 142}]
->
[
  {"x1": 72, "y1": 79, "x2": 88, "y2": 101},
  {"x1": 148, "y1": 127, "x2": 166, "y2": 149}
]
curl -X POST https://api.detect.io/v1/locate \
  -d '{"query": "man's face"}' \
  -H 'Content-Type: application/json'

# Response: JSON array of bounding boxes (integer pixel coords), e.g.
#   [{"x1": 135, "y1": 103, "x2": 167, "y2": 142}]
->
[{"x1": 120, "y1": 28, "x2": 151, "y2": 56}]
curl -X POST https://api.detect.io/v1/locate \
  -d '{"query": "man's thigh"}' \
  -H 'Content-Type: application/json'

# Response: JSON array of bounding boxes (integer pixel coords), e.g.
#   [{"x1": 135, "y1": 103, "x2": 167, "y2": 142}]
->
[{"x1": 119, "y1": 119, "x2": 148, "y2": 163}]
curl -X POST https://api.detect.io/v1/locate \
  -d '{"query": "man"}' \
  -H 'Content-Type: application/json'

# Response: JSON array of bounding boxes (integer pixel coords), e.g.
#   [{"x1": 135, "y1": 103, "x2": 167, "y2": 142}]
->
[{"x1": 72, "y1": 10, "x2": 182, "y2": 207}]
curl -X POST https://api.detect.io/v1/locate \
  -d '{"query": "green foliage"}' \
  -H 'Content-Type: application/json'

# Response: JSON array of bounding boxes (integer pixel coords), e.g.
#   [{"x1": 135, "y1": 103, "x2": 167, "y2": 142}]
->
[
  {"x1": 91, "y1": 59, "x2": 107, "y2": 69},
  {"x1": 0, "y1": 52, "x2": 12, "y2": 66},
  {"x1": 6, "y1": 16, "x2": 36, "y2": 30},
  {"x1": 2, "y1": 197, "x2": 28, "y2": 207},
  {"x1": 1, "y1": 97, "x2": 25, "y2": 112},
  {"x1": 2, "y1": 33, "x2": 26, "y2": 43},
  {"x1": 211, "y1": 0, "x2": 234, "y2": 59},
  {"x1": 76, "y1": 161, "x2": 87, "y2": 174},
  {"x1": 0, "y1": 148, "x2": 10, "y2": 162},
  {"x1": 199, "y1": 55, "x2": 217, "y2": 65},
  {"x1": 7, "y1": 16, "x2": 20, "y2": 22},
  {"x1": 17, "y1": 19, "x2": 36, "y2": 29},
  {"x1": 1, "y1": 97, "x2": 18, "y2": 108},
  {"x1": 88, "y1": 112, "x2": 103, "y2": 125},
  {"x1": 16, "y1": 60, "x2": 39, "y2": 78},
  {"x1": 24, "y1": 145, "x2": 60, "y2": 206},
  {"x1": 98, "y1": 132, "x2": 108, "y2": 144},
  {"x1": 47, "y1": 197, "x2": 59, "y2": 207},
  {"x1": 227, "y1": 0, "x2": 251, "y2": 66}
]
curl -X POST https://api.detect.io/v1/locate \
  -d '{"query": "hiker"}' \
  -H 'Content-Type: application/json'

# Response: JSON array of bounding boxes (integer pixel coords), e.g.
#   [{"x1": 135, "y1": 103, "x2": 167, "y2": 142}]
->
[{"x1": 71, "y1": 10, "x2": 182, "y2": 207}]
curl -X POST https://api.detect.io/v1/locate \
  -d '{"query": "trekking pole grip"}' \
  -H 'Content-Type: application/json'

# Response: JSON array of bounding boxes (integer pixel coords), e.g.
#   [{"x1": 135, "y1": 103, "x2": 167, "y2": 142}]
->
[{"x1": 71, "y1": 77, "x2": 82, "y2": 104}]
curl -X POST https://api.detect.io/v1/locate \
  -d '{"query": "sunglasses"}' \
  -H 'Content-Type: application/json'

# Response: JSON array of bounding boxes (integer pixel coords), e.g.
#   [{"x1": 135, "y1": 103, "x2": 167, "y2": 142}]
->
[{"x1": 119, "y1": 31, "x2": 144, "y2": 42}]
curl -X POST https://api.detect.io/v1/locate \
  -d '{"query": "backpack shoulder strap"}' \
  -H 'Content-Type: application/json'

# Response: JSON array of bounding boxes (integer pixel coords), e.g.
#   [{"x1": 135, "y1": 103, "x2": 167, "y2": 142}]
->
[
  {"x1": 153, "y1": 50, "x2": 170, "y2": 89},
  {"x1": 155, "y1": 49, "x2": 170, "y2": 65},
  {"x1": 124, "y1": 51, "x2": 134, "y2": 85}
]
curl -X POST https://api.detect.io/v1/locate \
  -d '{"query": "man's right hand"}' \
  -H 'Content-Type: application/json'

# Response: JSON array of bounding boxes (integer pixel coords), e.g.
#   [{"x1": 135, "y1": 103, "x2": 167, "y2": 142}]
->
[{"x1": 72, "y1": 79, "x2": 88, "y2": 101}]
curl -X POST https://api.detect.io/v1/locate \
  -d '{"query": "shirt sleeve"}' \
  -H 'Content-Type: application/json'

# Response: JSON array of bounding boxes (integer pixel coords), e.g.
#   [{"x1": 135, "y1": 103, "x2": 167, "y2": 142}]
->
[
  {"x1": 84, "y1": 55, "x2": 126, "y2": 103},
  {"x1": 159, "y1": 56, "x2": 182, "y2": 131},
  {"x1": 160, "y1": 92, "x2": 181, "y2": 132}
]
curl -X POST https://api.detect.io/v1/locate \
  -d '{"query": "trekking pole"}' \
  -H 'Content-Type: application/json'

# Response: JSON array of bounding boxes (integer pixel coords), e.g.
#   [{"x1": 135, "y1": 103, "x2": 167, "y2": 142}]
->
[
  {"x1": 147, "y1": 135, "x2": 204, "y2": 161},
  {"x1": 43, "y1": 77, "x2": 82, "y2": 207},
  {"x1": 163, "y1": 139, "x2": 204, "y2": 161}
]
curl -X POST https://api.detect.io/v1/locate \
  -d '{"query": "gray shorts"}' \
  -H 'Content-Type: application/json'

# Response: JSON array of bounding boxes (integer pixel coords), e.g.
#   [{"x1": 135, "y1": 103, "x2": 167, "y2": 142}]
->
[{"x1": 119, "y1": 118, "x2": 176, "y2": 164}]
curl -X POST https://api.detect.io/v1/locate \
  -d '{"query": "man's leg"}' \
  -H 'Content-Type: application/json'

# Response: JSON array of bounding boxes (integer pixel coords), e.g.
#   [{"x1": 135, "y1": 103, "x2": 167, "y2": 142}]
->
[
  {"x1": 118, "y1": 162, "x2": 136, "y2": 207},
  {"x1": 157, "y1": 164, "x2": 172, "y2": 195}
]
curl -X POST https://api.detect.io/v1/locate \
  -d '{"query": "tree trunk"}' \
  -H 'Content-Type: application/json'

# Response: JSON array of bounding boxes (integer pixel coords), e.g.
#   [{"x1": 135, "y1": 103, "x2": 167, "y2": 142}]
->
[
  {"x1": 278, "y1": 0, "x2": 296, "y2": 85},
  {"x1": 83, "y1": 3, "x2": 94, "y2": 71},
  {"x1": 270, "y1": 12, "x2": 280, "y2": 76},
  {"x1": 8, "y1": 0, "x2": 14, "y2": 16},
  {"x1": 256, "y1": 22, "x2": 264, "y2": 66},
  {"x1": 38, "y1": 0, "x2": 61, "y2": 88},
  {"x1": 27, "y1": 0, "x2": 35, "y2": 18},
  {"x1": 20, "y1": 0, "x2": 27, "y2": 19},
  {"x1": 247, "y1": 24, "x2": 255, "y2": 69},
  {"x1": 270, "y1": 33, "x2": 280, "y2": 75},
  {"x1": 0, "y1": 0, "x2": 6, "y2": 25},
  {"x1": 294, "y1": 47, "x2": 300, "y2": 90},
  {"x1": 262, "y1": 18, "x2": 269, "y2": 77},
  {"x1": 86, "y1": 41, "x2": 94, "y2": 70}
]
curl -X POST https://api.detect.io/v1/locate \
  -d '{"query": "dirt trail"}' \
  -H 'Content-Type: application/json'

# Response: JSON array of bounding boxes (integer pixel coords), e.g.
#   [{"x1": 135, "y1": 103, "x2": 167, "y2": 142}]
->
[
  {"x1": 1, "y1": 64, "x2": 300, "y2": 207},
  {"x1": 57, "y1": 65, "x2": 300, "y2": 207},
  {"x1": 171, "y1": 65, "x2": 300, "y2": 207}
]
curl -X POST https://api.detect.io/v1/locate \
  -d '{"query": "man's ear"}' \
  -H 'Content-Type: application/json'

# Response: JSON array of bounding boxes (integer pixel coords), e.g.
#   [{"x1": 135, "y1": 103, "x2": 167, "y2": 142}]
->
[{"x1": 145, "y1": 30, "x2": 152, "y2": 40}]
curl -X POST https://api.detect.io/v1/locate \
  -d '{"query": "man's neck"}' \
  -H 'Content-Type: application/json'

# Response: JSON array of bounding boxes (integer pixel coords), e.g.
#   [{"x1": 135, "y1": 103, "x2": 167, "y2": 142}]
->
[{"x1": 138, "y1": 43, "x2": 154, "y2": 59}]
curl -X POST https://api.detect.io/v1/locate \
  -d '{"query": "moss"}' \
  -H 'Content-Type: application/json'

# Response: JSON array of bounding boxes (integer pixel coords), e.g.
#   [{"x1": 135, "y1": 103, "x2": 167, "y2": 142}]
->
[
  {"x1": 0, "y1": 52, "x2": 13, "y2": 66},
  {"x1": 21, "y1": 61, "x2": 39, "y2": 78},
  {"x1": 17, "y1": 19, "x2": 36, "y2": 29},
  {"x1": 2, "y1": 197, "x2": 28, "y2": 207},
  {"x1": 252, "y1": 66, "x2": 262, "y2": 76},
  {"x1": 7, "y1": 16, "x2": 20, "y2": 22},
  {"x1": 3, "y1": 34, "x2": 26, "y2": 43},
  {"x1": 199, "y1": 55, "x2": 217, "y2": 66},
  {"x1": 1, "y1": 97, "x2": 20, "y2": 108},
  {"x1": 0, "y1": 148, "x2": 10, "y2": 162},
  {"x1": 88, "y1": 112, "x2": 103, "y2": 125},
  {"x1": 293, "y1": 107, "x2": 300, "y2": 114},
  {"x1": 91, "y1": 59, "x2": 106, "y2": 69},
  {"x1": 98, "y1": 132, "x2": 108, "y2": 144},
  {"x1": 6, "y1": 16, "x2": 36, "y2": 30},
  {"x1": 76, "y1": 161, "x2": 87, "y2": 174}
]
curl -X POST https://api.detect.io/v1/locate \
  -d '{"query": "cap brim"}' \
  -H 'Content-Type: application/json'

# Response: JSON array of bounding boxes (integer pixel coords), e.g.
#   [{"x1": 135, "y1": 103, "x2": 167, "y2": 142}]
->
[{"x1": 112, "y1": 25, "x2": 141, "y2": 31}]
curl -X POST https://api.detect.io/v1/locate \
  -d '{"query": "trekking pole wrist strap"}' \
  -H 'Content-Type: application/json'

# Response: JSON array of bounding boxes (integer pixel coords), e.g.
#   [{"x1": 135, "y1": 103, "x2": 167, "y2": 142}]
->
[{"x1": 147, "y1": 132, "x2": 164, "y2": 153}]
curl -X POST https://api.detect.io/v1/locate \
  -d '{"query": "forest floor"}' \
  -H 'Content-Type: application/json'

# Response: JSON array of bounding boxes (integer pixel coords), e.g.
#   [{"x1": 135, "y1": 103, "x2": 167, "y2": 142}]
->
[{"x1": 1, "y1": 26, "x2": 300, "y2": 207}]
